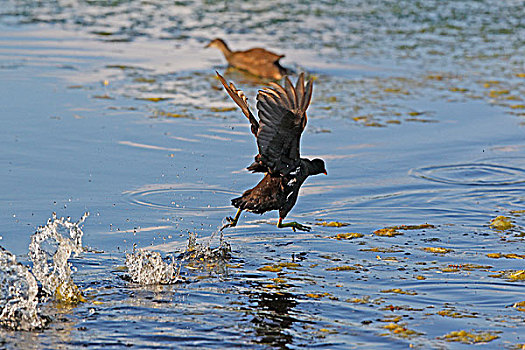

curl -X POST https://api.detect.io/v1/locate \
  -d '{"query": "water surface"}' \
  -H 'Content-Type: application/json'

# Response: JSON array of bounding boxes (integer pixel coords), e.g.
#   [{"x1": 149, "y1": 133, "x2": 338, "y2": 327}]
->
[{"x1": 0, "y1": 1, "x2": 524, "y2": 349}]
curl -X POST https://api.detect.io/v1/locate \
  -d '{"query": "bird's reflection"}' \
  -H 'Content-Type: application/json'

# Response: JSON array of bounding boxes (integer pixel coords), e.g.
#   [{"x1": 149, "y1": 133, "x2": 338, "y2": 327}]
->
[{"x1": 245, "y1": 289, "x2": 299, "y2": 349}]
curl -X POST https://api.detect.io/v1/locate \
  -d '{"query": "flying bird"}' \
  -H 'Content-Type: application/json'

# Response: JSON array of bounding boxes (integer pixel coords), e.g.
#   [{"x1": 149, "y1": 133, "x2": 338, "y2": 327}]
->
[
  {"x1": 206, "y1": 38, "x2": 290, "y2": 80},
  {"x1": 216, "y1": 71, "x2": 326, "y2": 232}
]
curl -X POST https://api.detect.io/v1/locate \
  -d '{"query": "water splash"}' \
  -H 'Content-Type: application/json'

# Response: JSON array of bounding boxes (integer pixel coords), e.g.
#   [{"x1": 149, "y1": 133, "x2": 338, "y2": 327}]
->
[
  {"x1": 0, "y1": 247, "x2": 47, "y2": 331},
  {"x1": 125, "y1": 249, "x2": 181, "y2": 285},
  {"x1": 125, "y1": 231, "x2": 231, "y2": 285},
  {"x1": 28, "y1": 212, "x2": 89, "y2": 303},
  {"x1": 179, "y1": 231, "x2": 231, "y2": 271}
]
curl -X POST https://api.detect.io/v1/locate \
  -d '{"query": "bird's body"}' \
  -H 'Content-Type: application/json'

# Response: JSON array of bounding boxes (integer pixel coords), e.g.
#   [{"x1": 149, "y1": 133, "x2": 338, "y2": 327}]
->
[
  {"x1": 216, "y1": 71, "x2": 326, "y2": 232},
  {"x1": 206, "y1": 38, "x2": 289, "y2": 80}
]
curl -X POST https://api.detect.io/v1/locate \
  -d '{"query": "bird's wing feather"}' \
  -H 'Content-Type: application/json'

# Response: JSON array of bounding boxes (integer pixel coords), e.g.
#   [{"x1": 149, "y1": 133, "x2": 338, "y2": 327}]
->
[
  {"x1": 256, "y1": 73, "x2": 313, "y2": 175},
  {"x1": 241, "y1": 48, "x2": 284, "y2": 63},
  {"x1": 216, "y1": 71, "x2": 259, "y2": 136}
]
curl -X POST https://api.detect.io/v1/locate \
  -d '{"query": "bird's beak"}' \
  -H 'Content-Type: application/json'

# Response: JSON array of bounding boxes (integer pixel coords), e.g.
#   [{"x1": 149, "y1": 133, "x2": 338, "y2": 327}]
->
[
  {"x1": 204, "y1": 42, "x2": 211, "y2": 48},
  {"x1": 323, "y1": 170, "x2": 328, "y2": 175}
]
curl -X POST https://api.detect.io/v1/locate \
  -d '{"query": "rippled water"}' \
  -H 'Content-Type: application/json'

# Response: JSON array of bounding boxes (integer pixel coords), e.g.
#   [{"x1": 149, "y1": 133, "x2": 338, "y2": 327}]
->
[{"x1": 0, "y1": 0, "x2": 524, "y2": 349}]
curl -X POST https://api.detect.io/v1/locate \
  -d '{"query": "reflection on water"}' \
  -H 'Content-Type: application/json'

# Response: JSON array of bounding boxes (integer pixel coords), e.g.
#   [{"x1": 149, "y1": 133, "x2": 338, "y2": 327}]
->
[
  {"x1": 0, "y1": 0, "x2": 524, "y2": 348},
  {"x1": 248, "y1": 291, "x2": 298, "y2": 349}
]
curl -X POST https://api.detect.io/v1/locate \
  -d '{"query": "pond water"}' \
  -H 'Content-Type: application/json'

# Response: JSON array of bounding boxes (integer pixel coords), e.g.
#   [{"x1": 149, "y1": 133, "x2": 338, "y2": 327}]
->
[{"x1": 0, "y1": 0, "x2": 524, "y2": 348}]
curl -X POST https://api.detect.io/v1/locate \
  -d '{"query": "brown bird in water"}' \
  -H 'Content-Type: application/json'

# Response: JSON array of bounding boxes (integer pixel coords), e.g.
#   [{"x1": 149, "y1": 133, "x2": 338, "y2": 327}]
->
[
  {"x1": 216, "y1": 71, "x2": 327, "y2": 232},
  {"x1": 206, "y1": 38, "x2": 290, "y2": 80}
]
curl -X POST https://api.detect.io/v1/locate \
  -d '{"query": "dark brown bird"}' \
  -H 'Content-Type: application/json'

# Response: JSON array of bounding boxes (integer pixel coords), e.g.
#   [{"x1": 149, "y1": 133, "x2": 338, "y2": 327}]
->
[
  {"x1": 206, "y1": 38, "x2": 290, "y2": 80},
  {"x1": 216, "y1": 71, "x2": 327, "y2": 232}
]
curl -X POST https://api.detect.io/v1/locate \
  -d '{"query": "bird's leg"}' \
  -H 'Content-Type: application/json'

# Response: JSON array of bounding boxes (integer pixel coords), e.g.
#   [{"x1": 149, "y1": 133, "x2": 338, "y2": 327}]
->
[
  {"x1": 220, "y1": 209, "x2": 242, "y2": 231},
  {"x1": 277, "y1": 217, "x2": 311, "y2": 232}
]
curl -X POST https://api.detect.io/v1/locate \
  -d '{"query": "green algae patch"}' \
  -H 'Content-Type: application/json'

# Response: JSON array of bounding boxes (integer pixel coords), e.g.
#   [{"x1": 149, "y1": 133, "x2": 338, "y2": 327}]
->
[
  {"x1": 106, "y1": 64, "x2": 139, "y2": 70},
  {"x1": 482, "y1": 80, "x2": 501, "y2": 88},
  {"x1": 326, "y1": 265, "x2": 358, "y2": 271},
  {"x1": 92, "y1": 94, "x2": 114, "y2": 100},
  {"x1": 155, "y1": 110, "x2": 190, "y2": 119},
  {"x1": 489, "y1": 216, "x2": 513, "y2": 231},
  {"x1": 512, "y1": 301, "x2": 525, "y2": 312},
  {"x1": 441, "y1": 330, "x2": 499, "y2": 344},
  {"x1": 379, "y1": 315, "x2": 402, "y2": 323},
  {"x1": 441, "y1": 264, "x2": 492, "y2": 273},
  {"x1": 383, "y1": 88, "x2": 409, "y2": 95},
  {"x1": 449, "y1": 87, "x2": 468, "y2": 92},
  {"x1": 426, "y1": 74, "x2": 444, "y2": 80},
  {"x1": 319, "y1": 327, "x2": 338, "y2": 334},
  {"x1": 489, "y1": 89, "x2": 510, "y2": 98},
  {"x1": 375, "y1": 224, "x2": 435, "y2": 236},
  {"x1": 347, "y1": 295, "x2": 384, "y2": 305},
  {"x1": 210, "y1": 106, "x2": 237, "y2": 112},
  {"x1": 509, "y1": 270, "x2": 525, "y2": 281},
  {"x1": 423, "y1": 247, "x2": 453, "y2": 254},
  {"x1": 315, "y1": 221, "x2": 350, "y2": 227},
  {"x1": 226, "y1": 263, "x2": 243, "y2": 269},
  {"x1": 134, "y1": 77, "x2": 156, "y2": 83},
  {"x1": 258, "y1": 262, "x2": 300, "y2": 273},
  {"x1": 258, "y1": 265, "x2": 282, "y2": 272},
  {"x1": 381, "y1": 304, "x2": 423, "y2": 312},
  {"x1": 306, "y1": 292, "x2": 331, "y2": 299},
  {"x1": 392, "y1": 224, "x2": 435, "y2": 230},
  {"x1": 381, "y1": 288, "x2": 417, "y2": 295},
  {"x1": 374, "y1": 228, "x2": 403, "y2": 237},
  {"x1": 405, "y1": 117, "x2": 438, "y2": 123},
  {"x1": 489, "y1": 270, "x2": 525, "y2": 281},
  {"x1": 138, "y1": 97, "x2": 170, "y2": 102},
  {"x1": 55, "y1": 282, "x2": 86, "y2": 304},
  {"x1": 487, "y1": 253, "x2": 525, "y2": 259},
  {"x1": 330, "y1": 232, "x2": 363, "y2": 240},
  {"x1": 278, "y1": 262, "x2": 300, "y2": 269},
  {"x1": 437, "y1": 309, "x2": 477, "y2": 318},
  {"x1": 360, "y1": 247, "x2": 403, "y2": 253},
  {"x1": 381, "y1": 323, "x2": 422, "y2": 338}
]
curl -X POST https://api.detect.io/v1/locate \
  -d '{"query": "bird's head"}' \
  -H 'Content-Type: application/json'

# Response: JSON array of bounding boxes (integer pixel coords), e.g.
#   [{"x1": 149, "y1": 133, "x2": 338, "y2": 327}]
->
[
  {"x1": 205, "y1": 38, "x2": 227, "y2": 49},
  {"x1": 309, "y1": 158, "x2": 327, "y2": 176}
]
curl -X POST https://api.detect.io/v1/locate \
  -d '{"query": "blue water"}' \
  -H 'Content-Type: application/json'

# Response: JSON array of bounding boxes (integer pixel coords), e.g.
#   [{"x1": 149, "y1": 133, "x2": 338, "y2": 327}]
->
[{"x1": 0, "y1": 1, "x2": 524, "y2": 348}]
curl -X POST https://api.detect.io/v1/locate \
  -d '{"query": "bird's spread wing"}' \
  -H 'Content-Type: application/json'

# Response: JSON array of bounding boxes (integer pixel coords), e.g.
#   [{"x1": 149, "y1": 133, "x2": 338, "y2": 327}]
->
[
  {"x1": 216, "y1": 71, "x2": 259, "y2": 136},
  {"x1": 256, "y1": 73, "x2": 313, "y2": 175}
]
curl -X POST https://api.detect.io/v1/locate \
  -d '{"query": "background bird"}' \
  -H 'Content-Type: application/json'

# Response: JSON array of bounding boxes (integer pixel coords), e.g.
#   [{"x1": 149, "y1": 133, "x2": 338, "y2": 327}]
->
[
  {"x1": 216, "y1": 71, "x2": 326, "y2": 232},
  {"x1": 206, "y1": 38, "x2": 290, "y2": 80}
]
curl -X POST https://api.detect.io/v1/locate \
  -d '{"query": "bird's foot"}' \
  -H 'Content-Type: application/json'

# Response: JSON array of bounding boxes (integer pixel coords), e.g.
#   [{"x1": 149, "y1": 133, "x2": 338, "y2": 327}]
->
[
  {"x1": 220, "y1": 209, "x2": 242, "y2": 231},
  {"x1": 220, "y1": 218, "x2": 237, "y2": 231},
  {"x1": 277, "y1": 220, "x2": 311, "y2": 232}
]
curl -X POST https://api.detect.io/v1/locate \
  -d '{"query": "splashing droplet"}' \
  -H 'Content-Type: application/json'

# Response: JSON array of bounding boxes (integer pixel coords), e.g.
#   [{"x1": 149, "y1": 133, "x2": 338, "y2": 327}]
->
[
  {"x1": 125, "y1": 249, "x2": 181, "y2": 285},
  {"x1": 125, "y1": 230, "x2": 231, "y2": 285},
  {"x1": 0, "y1": 247, "x2": 47, "y2": 331},
  {"x1": 28, "y1": 212, "x2": 89, "y2": 303}
]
